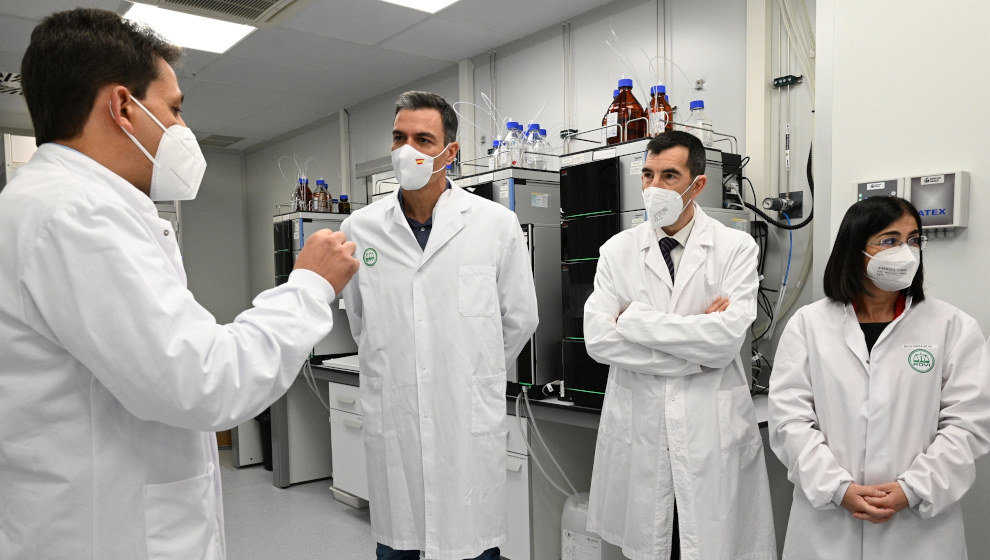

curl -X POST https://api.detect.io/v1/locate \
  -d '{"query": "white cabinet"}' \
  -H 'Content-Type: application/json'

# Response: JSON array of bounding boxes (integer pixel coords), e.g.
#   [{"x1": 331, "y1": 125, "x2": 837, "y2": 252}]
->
[
  {"x1": 329, "y1": 381, "x2": 369, "y2": 508},
  {"x1": 329, "y1": 408, "x2": 369, "y2": 501},
  {"x1": 329, "y1": 382, "x2": 361, "y2": 415},
  {"x1": 504, "y1": 415, "x2": 532, "y2": 560}
]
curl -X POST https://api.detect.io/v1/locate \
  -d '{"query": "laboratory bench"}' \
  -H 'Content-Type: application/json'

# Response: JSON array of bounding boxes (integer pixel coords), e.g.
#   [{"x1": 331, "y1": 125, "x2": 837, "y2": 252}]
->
[{"x1": 302, "y1": 358, "x2": 774, "y2": 560}]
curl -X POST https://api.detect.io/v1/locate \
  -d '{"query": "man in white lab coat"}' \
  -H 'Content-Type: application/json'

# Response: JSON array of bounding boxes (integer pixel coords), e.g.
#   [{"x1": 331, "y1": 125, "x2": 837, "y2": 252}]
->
[
  {"x1": 0, "y1": 9, "x2": 358, "y2": 559},
  {"x1": 341, "y1": 91, "x2": 539, "y2": 560},
  {"x1": 583, "y1": 131, "x2": 776, "y2": 559}
]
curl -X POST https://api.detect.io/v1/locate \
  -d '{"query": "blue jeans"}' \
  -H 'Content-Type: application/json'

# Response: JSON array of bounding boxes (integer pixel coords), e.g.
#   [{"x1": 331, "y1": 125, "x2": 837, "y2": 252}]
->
[{"x1": 375, "y1": 543, "x2": 500, "y2": 560}]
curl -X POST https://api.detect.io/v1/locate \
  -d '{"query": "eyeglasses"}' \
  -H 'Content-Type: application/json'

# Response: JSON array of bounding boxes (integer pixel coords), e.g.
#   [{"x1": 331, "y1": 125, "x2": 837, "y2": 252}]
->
[{"x1": 865, "y1": 236, "x2": 928, "y2": 250}]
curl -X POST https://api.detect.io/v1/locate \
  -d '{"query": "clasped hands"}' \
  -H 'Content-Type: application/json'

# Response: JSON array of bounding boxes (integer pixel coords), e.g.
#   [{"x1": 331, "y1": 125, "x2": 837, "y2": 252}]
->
[{"x1": 841, "y1": 482, "x2": 910, "y2": 524}]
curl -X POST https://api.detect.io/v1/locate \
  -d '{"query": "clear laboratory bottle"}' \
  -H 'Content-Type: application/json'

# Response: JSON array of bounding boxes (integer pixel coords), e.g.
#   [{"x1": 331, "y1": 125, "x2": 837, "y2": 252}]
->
[
  {"x1": 502, "y1": 121, "x2": 524, "y2": 167},
  {"x1": 684, "y1": 100, "x2": 714, "y2": 147},
  {"x1": 524, "y1": 123, "x2": 541, "y2": 168},
  {"x1": 295, "y1": 178, "x2": 312, "y2": 212},
  {"x1": 648, "y1": 85, "x2": 674, "y2": 135},
  {"x1": 538, "y1": 128, "x2": 556, "y2": 171},
  {"x1": 339, "y1": 194, "x2": 351, "y2": 214},
  {"x1": 605, "y1": 79, "x2": 646, "y2": 145},
  {"x1": 488, "y1": 140, "x2": 501, "y2": 170},
  {"x1": 313, "y1": 179, "x2": 330, "y2": 212},
  {"x1": 330, "y1": 198, "x2": 339, "y2": 213}
]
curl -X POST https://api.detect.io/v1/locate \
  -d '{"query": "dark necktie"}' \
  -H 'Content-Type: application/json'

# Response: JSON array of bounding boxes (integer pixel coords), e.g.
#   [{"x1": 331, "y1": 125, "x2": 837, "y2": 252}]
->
[{"x1": 659, "y1": 236, "x2": 679, "y2": 282}]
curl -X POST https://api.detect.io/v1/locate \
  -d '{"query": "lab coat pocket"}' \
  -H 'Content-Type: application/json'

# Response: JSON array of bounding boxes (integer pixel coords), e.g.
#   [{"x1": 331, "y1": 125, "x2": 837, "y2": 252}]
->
[
  {"x1": 598, "y1": 381, "x2": 633, "y2": 445},
  {"x1": 458, "y1": 266, "x2": 497, "y2": 317},
  {"x1": 471, "y1": 374, "x2": 507, "y2": 436},
  {"x1": 360, "y1": 375, "x2": 384, "y2": 438},
  {"x1": 143, "y1": 464, "x2": 221, "y2": 560},
  {"x1": 716, "y1": 386, "x2": 761, "y2": 452}
]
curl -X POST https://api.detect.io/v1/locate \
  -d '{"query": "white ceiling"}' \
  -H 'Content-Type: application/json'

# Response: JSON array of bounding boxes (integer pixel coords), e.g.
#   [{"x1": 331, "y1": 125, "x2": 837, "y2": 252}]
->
[{"x1": 0, "y1": 0, "x2": 611, "y2": 151}]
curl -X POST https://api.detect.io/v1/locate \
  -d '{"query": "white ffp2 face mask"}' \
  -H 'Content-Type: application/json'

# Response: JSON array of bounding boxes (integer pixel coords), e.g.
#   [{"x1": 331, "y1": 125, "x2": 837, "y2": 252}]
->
[
  {"x1": 116, "y1": 96, "x2": 207, "y2": 201},
  {"x1": 862, "y1": 243, "x2": 920, "y2": 292},
  {"x1": 643, "y1": 176, "x2": 700, "y2": 230},
  {"x1": 391, "y1": 143, "x2": 451, "y2": 191}
]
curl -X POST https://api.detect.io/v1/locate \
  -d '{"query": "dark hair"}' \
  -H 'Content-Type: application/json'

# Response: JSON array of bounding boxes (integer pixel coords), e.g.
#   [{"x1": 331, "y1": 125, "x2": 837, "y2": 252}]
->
[
  {"x1": 823, "y1": 197, "x2": 925, "y2": 304},
  {"x1": 394, "y1": 91, "x2": 458, "y2": 145},
  {"x1": 646, "y1": 130, "x2": 707, "y2": 177},
  {"x1": 21, "y1": 8, "x2": 182, "y2": 145}
]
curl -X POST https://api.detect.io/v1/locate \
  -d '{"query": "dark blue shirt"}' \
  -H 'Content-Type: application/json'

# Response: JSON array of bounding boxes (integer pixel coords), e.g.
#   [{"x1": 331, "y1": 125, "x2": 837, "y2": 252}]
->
[{"x1": 397, "y1": 180, "x2": 451, "y2": 250}]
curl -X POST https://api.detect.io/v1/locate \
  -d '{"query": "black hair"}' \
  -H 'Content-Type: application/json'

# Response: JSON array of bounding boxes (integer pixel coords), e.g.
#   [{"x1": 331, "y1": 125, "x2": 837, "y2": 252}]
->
[
  {"x1": 823, "y1": 197, "x2": 925, "y2": 304},
  {"x1": 21, "y1": 8, "x2": 182, "y2": 145},
  {"x1": 646, "y1": 130, "x2": 707, "y2": 177},
  {"x1": 394, "y1": 91, "x2": 458, "y2": 146}
]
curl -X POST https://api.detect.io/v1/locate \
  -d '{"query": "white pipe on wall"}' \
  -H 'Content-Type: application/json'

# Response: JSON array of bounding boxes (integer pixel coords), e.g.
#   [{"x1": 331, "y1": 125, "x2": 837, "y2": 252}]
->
[
  {"x1": 457, "y1": 59, "x2": 476, "y2": 165},
  {"x1": 339, "y1": 109, "x2": 350, "y2": 197}
]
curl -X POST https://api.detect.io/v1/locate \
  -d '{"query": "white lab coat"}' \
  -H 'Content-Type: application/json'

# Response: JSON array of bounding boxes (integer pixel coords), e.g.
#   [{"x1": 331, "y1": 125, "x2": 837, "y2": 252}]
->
[
  {"x1": 0, "y1": 144, "x2": 336, "y2": 559},
  {"x1": 769, "y1": 296, "x2": 990, "y2": 560},
  {"x1": 584, "y1": 207, "x2": 776, "y2": 560},
  {"x1": 341, "y1": 182, "x2": 538, "y2": 560}
]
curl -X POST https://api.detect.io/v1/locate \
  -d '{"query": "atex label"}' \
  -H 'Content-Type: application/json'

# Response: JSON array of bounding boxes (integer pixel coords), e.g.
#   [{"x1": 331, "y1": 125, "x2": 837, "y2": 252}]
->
[
  {"x1": 866, "y1": 182, "x2": 886, "y2": 190},
  {"x1": 921, "y1": 175, "x2": 945, "y2": 185}
]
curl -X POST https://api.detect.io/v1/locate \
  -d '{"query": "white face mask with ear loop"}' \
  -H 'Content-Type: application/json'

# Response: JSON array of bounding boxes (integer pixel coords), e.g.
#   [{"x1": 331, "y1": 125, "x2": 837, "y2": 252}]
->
[
  {"x1": 862, "y1": 243, "x2": 920, "y2": 292},
  {"x1": 643, "y1": 175, "x2": 700, "y2": 230},
  {"x1": 390, "y1": 142, "x2": 452, "y2": 191},
  {"x1": 112, "y1": 95, "x2": 207, "y2": 201}
]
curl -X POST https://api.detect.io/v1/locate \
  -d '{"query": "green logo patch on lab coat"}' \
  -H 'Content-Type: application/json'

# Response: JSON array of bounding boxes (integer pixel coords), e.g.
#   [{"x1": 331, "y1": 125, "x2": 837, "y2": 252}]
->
[
  {"x1": 908, "y1": 348, "x2": 934, "y2": 373},
  {"x1": 363, "y1": 248, "x2": 378, "y2": 267}
]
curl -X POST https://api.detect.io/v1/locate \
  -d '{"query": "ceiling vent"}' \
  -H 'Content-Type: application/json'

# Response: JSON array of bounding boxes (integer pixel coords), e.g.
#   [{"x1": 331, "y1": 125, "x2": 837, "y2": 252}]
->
[
  {"x1": 0, "y1": 72, "x2": 22, "y2": 96},
  {"x1": 134, "y1": 0, "x2": 300, "y2": 25},
  {"x1": 199, "y1": 134, "x2": 245, "y2": 148}
]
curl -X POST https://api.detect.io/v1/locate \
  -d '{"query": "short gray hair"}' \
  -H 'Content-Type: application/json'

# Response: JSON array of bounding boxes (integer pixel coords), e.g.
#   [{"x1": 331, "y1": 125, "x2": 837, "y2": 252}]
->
[{"x1": 394, "y1": 91, "x2": 457, "y2": 146}]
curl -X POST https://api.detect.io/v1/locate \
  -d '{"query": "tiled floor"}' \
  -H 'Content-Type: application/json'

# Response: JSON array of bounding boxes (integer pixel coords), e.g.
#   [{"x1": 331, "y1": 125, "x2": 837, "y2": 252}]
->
[{"x1": 219, "y1": 449, "x2": 376, "y2": 559}]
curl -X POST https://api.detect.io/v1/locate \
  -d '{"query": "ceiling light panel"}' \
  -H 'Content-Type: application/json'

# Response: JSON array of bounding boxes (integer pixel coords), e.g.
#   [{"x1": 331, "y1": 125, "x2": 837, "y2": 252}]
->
[
  {"x1": 123, "y1": 3, "x2": 256, "y2": 53},
  {"x1": 379, "y1": 0, "x2": 461, "y2": 15}
]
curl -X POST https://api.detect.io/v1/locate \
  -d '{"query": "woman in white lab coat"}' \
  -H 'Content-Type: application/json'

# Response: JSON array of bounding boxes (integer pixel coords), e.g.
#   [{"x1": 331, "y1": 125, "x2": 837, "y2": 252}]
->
[{"x1": 769, "y1": 196, "x2": 990, "y2": 559}]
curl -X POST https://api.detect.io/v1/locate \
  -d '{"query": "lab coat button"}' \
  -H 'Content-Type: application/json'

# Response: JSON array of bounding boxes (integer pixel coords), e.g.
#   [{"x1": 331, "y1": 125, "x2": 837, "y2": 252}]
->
[
  {"x1": 163, "y1": 230, "x2": 169, "y2": 236},
  {"x1": 420, "y1": 365, "x2": 426, "y2": 371}
]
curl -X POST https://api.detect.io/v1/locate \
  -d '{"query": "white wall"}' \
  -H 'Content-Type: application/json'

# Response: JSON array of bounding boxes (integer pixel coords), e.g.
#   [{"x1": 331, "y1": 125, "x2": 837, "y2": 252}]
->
[
  {"x1": 243, "y1": 117, "x2": 341, "y2": 299},
  {"x1": 467, "y1": 0, "x2": 748, "y2": 158},
  {"x1": 180, "y1": 150, "x2": 249, "y2": 323},
  {"x1": 815, "y1": 0, "x2": 990, "y2": 554}
]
